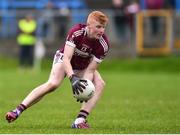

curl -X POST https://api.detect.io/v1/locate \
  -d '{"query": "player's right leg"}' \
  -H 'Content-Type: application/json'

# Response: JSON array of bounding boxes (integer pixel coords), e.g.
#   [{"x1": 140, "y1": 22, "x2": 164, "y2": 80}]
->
[{"x1": 6, "y1": 52, "x2": 66, "y2": 123}]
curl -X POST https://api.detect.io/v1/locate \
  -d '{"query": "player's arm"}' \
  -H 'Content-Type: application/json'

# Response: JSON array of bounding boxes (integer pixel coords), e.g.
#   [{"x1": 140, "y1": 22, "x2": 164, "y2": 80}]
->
[
  {"x1": 63, "y1": 44, "x2": 75, "y2": 78},
  {"x1": 63, "y1": 44, "x2": 86, "y2": 94}
]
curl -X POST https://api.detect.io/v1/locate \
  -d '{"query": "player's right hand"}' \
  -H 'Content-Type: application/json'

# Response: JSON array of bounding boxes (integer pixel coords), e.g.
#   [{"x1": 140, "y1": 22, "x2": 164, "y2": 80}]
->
[
  {"x1": 77, "y1": 99, "x2": 88, "y2": 103},
  {"x1": 69, "y1": 74, "x2": 87, "y2": 95}
]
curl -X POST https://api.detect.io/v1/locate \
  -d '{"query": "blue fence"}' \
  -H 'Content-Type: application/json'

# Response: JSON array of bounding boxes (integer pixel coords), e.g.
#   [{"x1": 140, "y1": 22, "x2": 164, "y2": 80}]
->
[
  {"x1": 0, "y1": 0, "x2": 87, "y2": 38},
  {"x1": 0, "y1": 0, "x2": 87, "y2": 9}
]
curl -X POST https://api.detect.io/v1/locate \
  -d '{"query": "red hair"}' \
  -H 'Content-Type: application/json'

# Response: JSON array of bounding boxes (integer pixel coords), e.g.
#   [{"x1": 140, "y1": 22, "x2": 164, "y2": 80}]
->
[{"x1": 87, "y1": 11, "x2": 108, "y2": 25}]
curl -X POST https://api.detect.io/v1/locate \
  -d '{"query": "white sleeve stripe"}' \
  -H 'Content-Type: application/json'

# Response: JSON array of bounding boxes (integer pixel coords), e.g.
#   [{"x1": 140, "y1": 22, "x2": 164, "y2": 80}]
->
[
  {"x1": 100, "y1": 38, "x2": 108, "y2": 52},
  {"x1": 101, "y1": 38, "x2": 108, "y2": 51},
  {"x1": 73, "y1": 29, "x2": 84, "y2": 37},
  {"x1": 66, "y1": 41, "x2": 76, "y2": 47},
  {"x1": 74, "y1": 30, "x2": 83, "y2": 34},
  {"x1": 75, "y1": 33, "x2": 83, "y2": 37},
  {"x1": 74, "y1": 29, "x2": 83, "y2": 34},
  {"x1": 100, "y1": 37, "x2": 108, "y2": 51},
  {"x1": 93, "y1": 56, "x2": 102, "y2": 63},
  {"x1": 100, "y1": 40, "x2": 106, "y2": 52}
]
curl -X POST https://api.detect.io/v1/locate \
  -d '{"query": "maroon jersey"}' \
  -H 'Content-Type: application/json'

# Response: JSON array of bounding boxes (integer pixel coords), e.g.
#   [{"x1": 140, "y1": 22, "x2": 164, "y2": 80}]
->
[{"x1": 59, "y1": 24, "x2": 109, "y2": 70}]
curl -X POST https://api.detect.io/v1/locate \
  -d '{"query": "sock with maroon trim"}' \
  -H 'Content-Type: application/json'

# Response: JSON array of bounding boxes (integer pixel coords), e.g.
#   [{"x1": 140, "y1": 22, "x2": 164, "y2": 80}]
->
[
  {"x1": 13, "y1": 104, "x2": 27, "y2": 115},
  {"x1": 77, "y1": 110, "x2": 89, "y2": 120}
]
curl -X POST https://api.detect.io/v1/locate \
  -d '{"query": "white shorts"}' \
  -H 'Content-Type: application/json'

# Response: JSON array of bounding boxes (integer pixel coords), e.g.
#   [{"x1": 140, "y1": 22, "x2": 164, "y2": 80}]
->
[
  {"x1": 53, "y1": 50, "x2": 85, "y2": 77},
  {"x1": 53, "y1": 50, "x2": 64, "y2": 65}
]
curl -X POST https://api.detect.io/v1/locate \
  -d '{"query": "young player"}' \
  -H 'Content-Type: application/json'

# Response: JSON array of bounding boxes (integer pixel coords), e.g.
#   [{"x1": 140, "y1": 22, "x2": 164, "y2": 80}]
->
[{"x1": 6, "y1": 10, "x2": 109, "y2": 129}]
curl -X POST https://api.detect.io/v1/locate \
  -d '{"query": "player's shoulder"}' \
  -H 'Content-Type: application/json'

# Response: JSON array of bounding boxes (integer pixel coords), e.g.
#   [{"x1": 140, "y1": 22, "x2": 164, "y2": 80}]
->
[
  {"x1": 69, "y1": 24, "x2": 86, "y2": 36},
  {"x1": 73, "y1": 23, "x2": 86, "y2": 29}
]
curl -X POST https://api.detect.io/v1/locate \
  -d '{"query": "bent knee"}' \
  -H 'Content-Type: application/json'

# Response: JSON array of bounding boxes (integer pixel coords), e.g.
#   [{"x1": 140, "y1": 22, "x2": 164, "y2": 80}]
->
[{"x1": 46, "y1": 81, "x2": 59, "y2": 92}]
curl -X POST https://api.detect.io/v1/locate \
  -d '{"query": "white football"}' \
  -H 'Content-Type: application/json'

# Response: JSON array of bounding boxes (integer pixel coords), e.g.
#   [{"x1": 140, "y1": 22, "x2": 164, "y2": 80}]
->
[{"x1": 74, "y1": 79, "x2": 95, "y2": 101}]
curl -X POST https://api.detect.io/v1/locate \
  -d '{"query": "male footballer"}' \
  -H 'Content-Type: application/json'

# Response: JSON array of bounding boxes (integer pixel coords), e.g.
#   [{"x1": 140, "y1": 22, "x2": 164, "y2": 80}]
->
[{"x1": 6, "y1": 10, "x2": 109, "y2": 129}]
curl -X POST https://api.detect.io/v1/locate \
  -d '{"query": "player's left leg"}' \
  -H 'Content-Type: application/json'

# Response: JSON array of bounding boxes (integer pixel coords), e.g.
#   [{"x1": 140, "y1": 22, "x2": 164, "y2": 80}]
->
[
  {"x1": 72, "y1": 70, "x2": 105, "y2": 128},
  {"x1": 6, "y1": 61, "x2": 66, "y2": 123}
]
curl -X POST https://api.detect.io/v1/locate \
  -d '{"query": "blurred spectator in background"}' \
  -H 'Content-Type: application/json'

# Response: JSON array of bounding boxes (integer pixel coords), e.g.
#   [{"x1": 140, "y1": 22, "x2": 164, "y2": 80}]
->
[
  {"x1": 112, "y1": 0, "x2": 139, "y2": 43},
  {"x1": 125, "y1": 0, "x2": 140, "y2": 33},
  {"x1": 145, "y1": 0, "x2": 165, "y2": 36},
  {"x1": 38, "y1": 0, "x2": 55, "y2": 41},
  {"x1": 17, "y1": 14, "x2": 37, "y2": 68},
  {"x1": 56, "y1": 2, "x2": 70, "y2": 38},
  {"x1": 112, "y1": 0, "x2": 128, "y2": 43}
]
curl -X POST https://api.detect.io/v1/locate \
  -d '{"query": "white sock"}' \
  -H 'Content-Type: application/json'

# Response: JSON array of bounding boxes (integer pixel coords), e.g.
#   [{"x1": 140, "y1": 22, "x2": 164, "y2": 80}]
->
[{"x1": 13, "y1": 108, "x2": 21, "y2": 116}]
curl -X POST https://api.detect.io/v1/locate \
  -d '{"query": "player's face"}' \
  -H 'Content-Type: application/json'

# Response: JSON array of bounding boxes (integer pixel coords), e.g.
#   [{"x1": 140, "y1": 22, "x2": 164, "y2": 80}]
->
[{"x1": 87, "y1": 19, "x2": 106, "y2": 40}]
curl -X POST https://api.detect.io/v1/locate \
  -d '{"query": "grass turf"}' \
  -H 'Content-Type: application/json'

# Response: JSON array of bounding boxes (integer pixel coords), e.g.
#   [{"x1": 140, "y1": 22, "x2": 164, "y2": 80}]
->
[{"x1": 0, "y1": 57, "x2": 180, "y2": 133}]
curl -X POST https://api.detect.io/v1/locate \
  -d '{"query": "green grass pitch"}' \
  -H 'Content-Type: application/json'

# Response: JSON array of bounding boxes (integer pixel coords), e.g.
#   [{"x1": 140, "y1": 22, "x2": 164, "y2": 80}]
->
[{"x1": 0, "y1": 57, "x2": 180, "y2": 133}]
